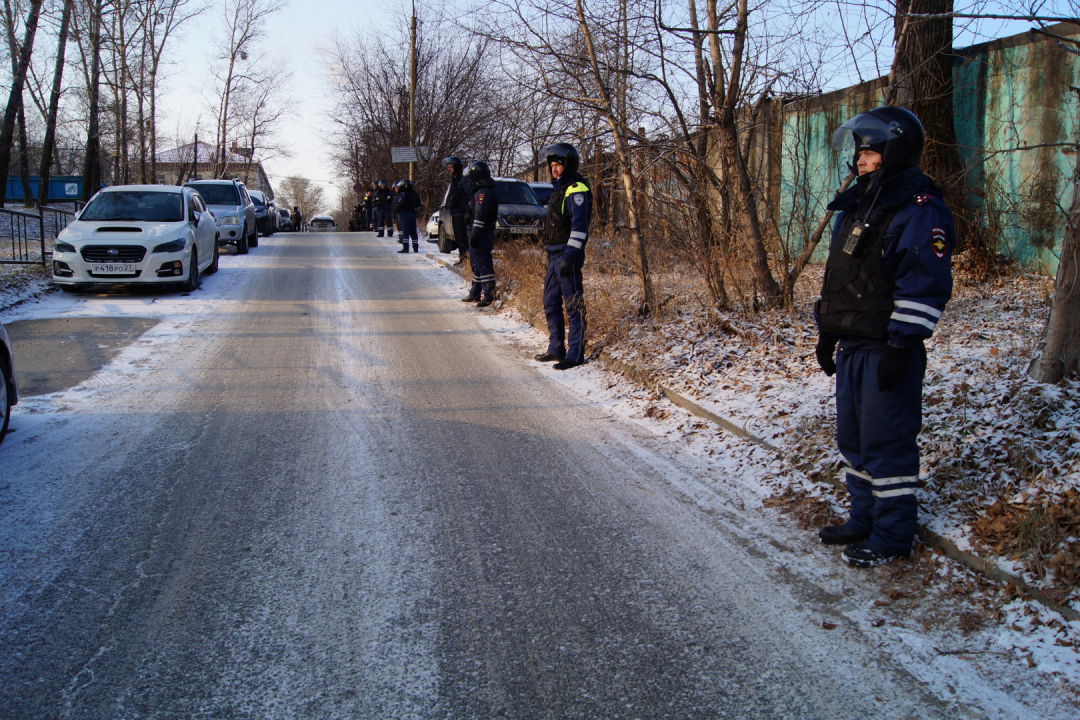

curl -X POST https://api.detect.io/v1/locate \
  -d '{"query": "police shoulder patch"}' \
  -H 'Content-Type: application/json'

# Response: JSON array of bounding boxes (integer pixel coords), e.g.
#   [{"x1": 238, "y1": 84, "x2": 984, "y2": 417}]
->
[
  {"x1": 913, "y1": 193, "x2": 932, "y2": 206},
  {"x1": 931, "y1": 227, "x2": 947, "y2": 258},
  {"x1": 573, "y1": 193, "x2": 585, "y2": 206}
]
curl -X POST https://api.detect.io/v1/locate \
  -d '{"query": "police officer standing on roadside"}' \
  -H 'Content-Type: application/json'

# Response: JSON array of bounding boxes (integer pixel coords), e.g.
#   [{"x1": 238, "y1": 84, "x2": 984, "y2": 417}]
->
[
  {"x1": 393, "y1": 178, "x2": 422, "y2": 253},
  {"x1": 536, "y1": 142, "x2": 592, "y2": 371},
  {"x1": 462, "y1": 161, "x2": 498, "y2": 307},
  {"x1": 373, "y1": 179, "x2": 394, "y2": 237},
  {"x1": 815, "y1": 106, "x2": 955, "y2": 567},
  {"x1": 441, "y1": 156, "x2": 469, "y2": 266}
]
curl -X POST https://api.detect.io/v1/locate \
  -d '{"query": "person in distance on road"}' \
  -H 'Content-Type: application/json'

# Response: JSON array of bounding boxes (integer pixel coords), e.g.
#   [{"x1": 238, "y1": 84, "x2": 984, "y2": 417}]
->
[
  {"x1": 373, "y1": 179, "x2": 394, "y2": 238},
  {"x1": 393, "y1": 179, "x2": 422, "y2": 253},
  {"x1": 441, "y1": 156, "x2": 469, "y2": 266},
  {"x1": 462, "y1": 161, "x2": 498, "y2": 307},
  {"x1": 815, "y1": 106, "x2": 955, "y2": 568},
  {"x1": 537, "y1": 142, "x2": 592, "y2": 371},
  {"x1": 291, "y1": 205, "x2": 303, "y2": 233}
]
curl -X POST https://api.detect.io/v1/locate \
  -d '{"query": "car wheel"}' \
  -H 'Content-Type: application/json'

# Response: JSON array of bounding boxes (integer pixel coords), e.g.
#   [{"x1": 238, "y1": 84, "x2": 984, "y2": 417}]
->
[
  {"x1": 236, "y1": 229, "x2": 250, "y2": 254},
  {"x1": 249, "y1": 226, "x2": 259, "y2": 248},
  {"x1": 181, "y1": 247, "x2": 200, "y2": 292},
  {"x1": 1, "y1": 354, "x2": 12, "y2": 445},
  {"x1": 438, "y1": 223, "x2": 456, "y2": 254},
  {"x1": 205, "y1": 241, "x2": 219, "y2": 274}
]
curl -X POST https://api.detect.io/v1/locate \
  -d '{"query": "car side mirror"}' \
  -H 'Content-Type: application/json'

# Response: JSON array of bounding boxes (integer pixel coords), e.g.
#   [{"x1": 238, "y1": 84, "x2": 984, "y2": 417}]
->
[{"x1": 189, "y1": 210, "x2": 201, "y2": 225}]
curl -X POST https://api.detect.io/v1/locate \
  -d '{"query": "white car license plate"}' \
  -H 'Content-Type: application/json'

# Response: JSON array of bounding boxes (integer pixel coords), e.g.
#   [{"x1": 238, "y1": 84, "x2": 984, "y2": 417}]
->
[
  {"x1": 509, "y1": 226, "x2": 536, "y2": 234},
  {"x1": 91, "y1": 262, "x2": 137, "y2": 275}
]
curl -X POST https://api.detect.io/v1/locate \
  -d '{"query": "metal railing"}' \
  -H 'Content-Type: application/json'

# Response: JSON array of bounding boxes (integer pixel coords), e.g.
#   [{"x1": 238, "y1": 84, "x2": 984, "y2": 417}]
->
[{"x1": 0, "y1": 201, "x2": 81, "y2": 269}]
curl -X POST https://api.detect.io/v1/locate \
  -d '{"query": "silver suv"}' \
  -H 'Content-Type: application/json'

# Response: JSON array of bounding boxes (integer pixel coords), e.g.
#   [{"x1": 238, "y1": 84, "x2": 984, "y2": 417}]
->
[{"x1": 185, "y1": 179, "x2": 258, "y2": 254}]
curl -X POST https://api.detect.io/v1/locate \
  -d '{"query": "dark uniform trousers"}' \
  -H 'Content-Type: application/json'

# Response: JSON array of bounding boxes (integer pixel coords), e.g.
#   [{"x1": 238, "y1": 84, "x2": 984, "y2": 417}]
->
[
  {"x1": 451, "y1": 214, "x2": 468, "y2": 258},
  {"x1": 543, "y1": 246, "x2": 587, "y2": 364},
  {"x1": 835, "y1": 339, "x2": 926, "y2": 556},
  {"x1": 398, "y1": 211, "x2": 418, "y2": 248},
  {"x1": 375, "y1": 206, "x2": 394, "y2": 236},
  {"x1": 469, "y1": 230, "x2": 495, "y2": 300}
]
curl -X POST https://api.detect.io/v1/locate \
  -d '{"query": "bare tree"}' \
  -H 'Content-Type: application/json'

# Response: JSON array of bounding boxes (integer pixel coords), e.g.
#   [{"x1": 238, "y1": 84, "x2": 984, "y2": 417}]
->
[
  {"x1": 207, "y1": 0, "x2": 282, "y2": 178},
  {"x1": 275, "y1": 175, "x2": 326, "y2": 220},
  {"x1": 0, "y1": 0, "x2": 42, "y2": 207},
  {"x1": 36, "y1": 0, "x2": 72, "y2": 207}
]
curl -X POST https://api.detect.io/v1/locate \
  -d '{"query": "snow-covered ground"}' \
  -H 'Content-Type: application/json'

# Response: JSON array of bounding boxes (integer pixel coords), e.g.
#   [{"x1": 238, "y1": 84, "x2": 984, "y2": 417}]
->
[{"x1": 2, "y1": 246, "x2": 1078, "y2": 713}]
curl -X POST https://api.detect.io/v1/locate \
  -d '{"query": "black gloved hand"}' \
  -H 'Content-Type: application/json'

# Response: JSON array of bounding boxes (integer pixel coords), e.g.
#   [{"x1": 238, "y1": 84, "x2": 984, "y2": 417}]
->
[
  {"x1": 469, "y1": 234, "x2": 479, "y2": 248},
  {"x1": 558, "y1": 260, "x2": 571, "y2": 278},
  {"x1": 877, "y1": 344, "x2": 912, "y2": 392},
  {"x1": 815, "y1": 334, "x2": 837, "y2": 377}
]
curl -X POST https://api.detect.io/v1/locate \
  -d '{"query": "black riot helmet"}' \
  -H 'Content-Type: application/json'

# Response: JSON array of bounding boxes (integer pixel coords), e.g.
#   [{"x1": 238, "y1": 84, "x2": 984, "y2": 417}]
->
[
  {"x1": 378, "y1": 179, "x2": 387, "y2": 188},
  {"x1": 441, "y1": 156, "x2": 463, "y2": 173},
  {"x1": 397, "y1": 178, "x2": 413, "y2": 192},
  {"x1": 544, "y1": 142, "x2": 580, "y2": 176},
  {"x1": 465, "y1": 160, "x2": 491, "y2": 182},
  {"x1": 831, "y1": 106, "x2": 925, "y2": 172}
]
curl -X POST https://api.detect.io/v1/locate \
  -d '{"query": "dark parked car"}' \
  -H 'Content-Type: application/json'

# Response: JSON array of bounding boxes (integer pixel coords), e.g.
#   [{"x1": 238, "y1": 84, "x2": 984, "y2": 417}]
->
[
  {"x1": 528, "y1": 182, "x2": 554, "y2": 207},
  {"x1": 278, "y1": 207, "x2": 294, "y2": 231},
  {"x1": 0, "y1": 320, "x2": 18, "y2": 445},
  {"x1": 248, "y1": 190, "x2": 275, "y2": 236},
  {"x1": 435, "y1": 177, "x2": 545, "y2": 248}
]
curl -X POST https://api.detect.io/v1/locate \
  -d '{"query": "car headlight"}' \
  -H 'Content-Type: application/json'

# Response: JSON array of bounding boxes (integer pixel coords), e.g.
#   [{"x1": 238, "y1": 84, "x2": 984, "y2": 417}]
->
[
  {"x1": 218, "y1": 216, "x2": 241, "y2": 226},
  {"x1": 153, "y1": 238, "x2": 187, "y2": 253},
  {"x1": 54, "y1": 241, "x2": 76, "y2": 253}
]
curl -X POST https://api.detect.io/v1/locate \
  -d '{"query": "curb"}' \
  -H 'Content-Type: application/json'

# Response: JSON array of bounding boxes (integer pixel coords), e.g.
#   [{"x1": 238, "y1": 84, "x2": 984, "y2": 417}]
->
[{"x1": 427, "y1": 252, "x2": 1078, "y2": 621}]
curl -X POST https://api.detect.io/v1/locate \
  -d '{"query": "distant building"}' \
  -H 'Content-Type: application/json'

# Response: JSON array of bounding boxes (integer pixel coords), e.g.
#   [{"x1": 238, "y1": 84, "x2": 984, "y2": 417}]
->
[{"x1": 154, "y1": 141, "x2": 274, "y2": 198}]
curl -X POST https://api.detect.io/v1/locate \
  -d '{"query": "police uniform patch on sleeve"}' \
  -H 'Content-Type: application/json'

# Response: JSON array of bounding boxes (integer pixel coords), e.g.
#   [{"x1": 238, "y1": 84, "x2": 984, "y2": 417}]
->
[
  {"x1": 931, "y1": 227, "x2": 947, "y2": 258},
  {"x1": 574, "y1": 194, "x2": 585, "y2": 206},
  {"x1": 913, "y1": 193, "x2": 931, "y2": 205},
  {"x1": 478, "y1": 194, "x2": 483, "y2": 203}
]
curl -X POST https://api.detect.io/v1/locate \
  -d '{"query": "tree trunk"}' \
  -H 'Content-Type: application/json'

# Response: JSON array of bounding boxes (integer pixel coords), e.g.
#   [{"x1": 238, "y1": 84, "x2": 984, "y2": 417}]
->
[
  {"x1": 707, "y1": 0, "x2": 781, "y2": 306},
  {"x1": 1029, "y1": 142, "x2": 1080, "y2": 383},
  {"x1": 16, "y1": 104, "x2": 33, "y2": 206},
  {"x1": 893, "y1": 0, "x2": 989, "y2": 270},
  {"x1": 0, "y1": 0, "x2": 43, "y2": 208},
  {"x1": 82, "y1": 0, "x2": 103, "y2": 202},
  {"x1": 38, "y1": 0, "x2": 72, "y2": 208},
  {"x1": 575, "y1": 0, "x2": 655, "y2": 315}
]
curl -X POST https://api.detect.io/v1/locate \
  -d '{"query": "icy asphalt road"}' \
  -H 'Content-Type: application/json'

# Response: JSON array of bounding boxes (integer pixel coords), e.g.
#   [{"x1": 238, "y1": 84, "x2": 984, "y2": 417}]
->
[{"x1": 1, "y1": 232, "x2": 960, "y2": 719}]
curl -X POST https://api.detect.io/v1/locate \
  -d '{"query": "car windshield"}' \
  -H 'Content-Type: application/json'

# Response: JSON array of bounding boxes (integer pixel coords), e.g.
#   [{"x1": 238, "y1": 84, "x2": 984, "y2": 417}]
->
[
  {"x1": 494, "y1": 181, "x2": 539, "y2": 205},
  {"x1": 189, "y1": 183, "x2": 240, "y2": 206},
  {"x1": 81, "y1": 191, "x2": 184, "y2": 222},
  {"x1": 311, "y1": 219, "x2": 334, "y2": 227}
]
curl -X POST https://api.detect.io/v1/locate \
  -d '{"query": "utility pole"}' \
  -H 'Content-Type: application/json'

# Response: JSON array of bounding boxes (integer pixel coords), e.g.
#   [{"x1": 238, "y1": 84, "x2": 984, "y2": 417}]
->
[{"x1": 408, "y1": 3, "x2": 416, "y2": 181}]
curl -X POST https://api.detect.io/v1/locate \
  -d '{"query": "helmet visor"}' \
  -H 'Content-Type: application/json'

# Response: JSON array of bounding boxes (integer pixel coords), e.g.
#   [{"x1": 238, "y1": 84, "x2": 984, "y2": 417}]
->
[{"x1": 831, "y1": 113, "x2": 907, "y2": 154}]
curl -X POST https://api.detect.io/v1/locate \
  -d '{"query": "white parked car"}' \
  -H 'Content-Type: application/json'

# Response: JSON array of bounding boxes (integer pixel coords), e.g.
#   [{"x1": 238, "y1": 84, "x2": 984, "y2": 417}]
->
[
  {"x1": 0, "y1": 320, "x2": 18, "y2": 446},
  {"x1": 425, "y1": 211, "x2": 440, "y2": 239},
  {"x1": 308, "y1": 215, "x2": 337, "y2": 231},
  {"x1": 51, "y1": 184, "x2": 219, "y2": 293}
]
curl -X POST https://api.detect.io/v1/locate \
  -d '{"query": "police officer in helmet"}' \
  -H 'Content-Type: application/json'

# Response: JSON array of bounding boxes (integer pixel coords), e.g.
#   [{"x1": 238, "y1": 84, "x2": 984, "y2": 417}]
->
[
  {"x1": 462, "y1": 161, "x2": 498, "y2": 307},
  {"x1": 393, "y1": 178, "x2": 422, "y2": 253},
  {"x1": 441, "y1": 156, "x2": 469, "y2": 266},
  {"x1": 815, "y1": 106, "x2": 955, "y2": 567},
  {"x1": 537, "y1": 142, "x2": 592, "y2": 371},
  {"x1": 373, "y1": 179, "x2": 394, "y2": 238}
]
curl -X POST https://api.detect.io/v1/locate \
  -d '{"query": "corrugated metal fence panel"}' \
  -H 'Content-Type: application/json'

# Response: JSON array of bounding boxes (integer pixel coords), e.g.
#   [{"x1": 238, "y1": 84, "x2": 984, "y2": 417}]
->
[
  {"x1": 775, "y1": 23, "x2": 1080, "y2": 274},
  {"x1": 3, "y1": 176, "x2": 84, "y2": 202}
]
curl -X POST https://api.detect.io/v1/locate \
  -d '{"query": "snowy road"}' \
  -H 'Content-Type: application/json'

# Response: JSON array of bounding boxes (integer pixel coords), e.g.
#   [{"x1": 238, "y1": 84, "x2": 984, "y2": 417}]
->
[{"x1": 2, "y1": 232, "x2": 966, "y2": 718}]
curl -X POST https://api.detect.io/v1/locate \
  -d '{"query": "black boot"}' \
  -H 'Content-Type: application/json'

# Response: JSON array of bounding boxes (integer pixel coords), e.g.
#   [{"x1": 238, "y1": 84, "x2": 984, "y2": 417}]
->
[
  {"x1": 476, "y1": 298, "x2": 492, "y2": 308},
  {"x1": 818, "y1": 524, "x2": 869, "y2": 546},
  {"x1": 553, "y1": 359, "x2": 583, "y2": 371},
  {"x1": 534, "y1": 352, "x2": 563, "y2": 362},
  {"x1": 397, "y1": 245, "x2": 409, "y2": 253},
  {"x1": 843, "y1": 540, "x2": 909, "y2": 568},
  {"x1": 412, "y1": 244, "x2": 419, "y2": 252}
]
